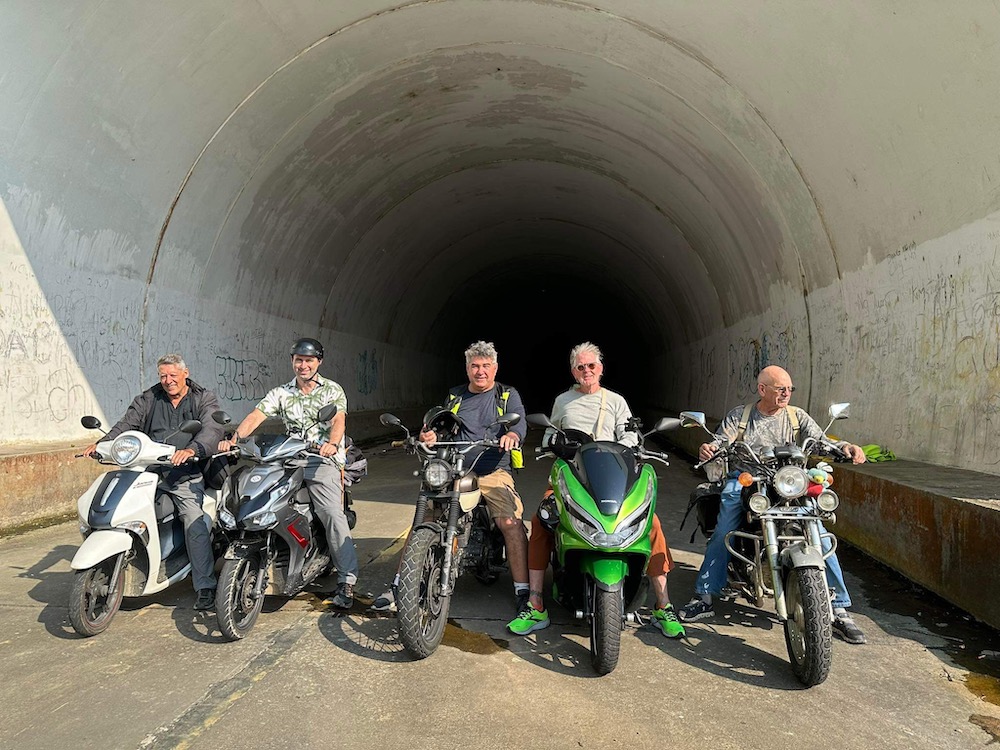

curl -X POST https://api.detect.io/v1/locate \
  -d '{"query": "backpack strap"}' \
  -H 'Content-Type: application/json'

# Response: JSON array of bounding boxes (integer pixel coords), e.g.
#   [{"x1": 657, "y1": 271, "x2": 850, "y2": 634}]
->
[
  {"x1": 787, "y1": 406, "x2": 801, "y2": 444},
  {"x1": 495, "y1": 382, "x2": 510, "y2": 417},
  {"x1": 735, "y1": 403, "x2": 754, "y2": 442}
]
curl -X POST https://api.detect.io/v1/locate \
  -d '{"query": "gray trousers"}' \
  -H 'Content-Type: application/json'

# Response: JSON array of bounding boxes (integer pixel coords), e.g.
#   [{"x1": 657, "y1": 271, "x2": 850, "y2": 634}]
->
[
  {"x1": 303, "y1": 459, "x2": 359, "y2": 585},
  {"x1": 160, "y1": 470, "x2": 217, "y2": 591}
]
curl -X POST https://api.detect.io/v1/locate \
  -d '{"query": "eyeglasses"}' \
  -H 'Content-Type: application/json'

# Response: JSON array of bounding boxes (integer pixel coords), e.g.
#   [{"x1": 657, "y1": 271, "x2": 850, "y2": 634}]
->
[
  {"x1": 763, "y1": 384, "x2": 795, "y2": 394},
  {"x1": 574, "y1": 362, "x2": 600, "y2": 372}
]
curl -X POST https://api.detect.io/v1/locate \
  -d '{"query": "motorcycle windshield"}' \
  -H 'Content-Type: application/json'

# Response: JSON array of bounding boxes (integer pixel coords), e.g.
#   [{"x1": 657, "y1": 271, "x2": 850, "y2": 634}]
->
[{"x1": 571, "y1": 442, "x2": 637, "y2": 515}]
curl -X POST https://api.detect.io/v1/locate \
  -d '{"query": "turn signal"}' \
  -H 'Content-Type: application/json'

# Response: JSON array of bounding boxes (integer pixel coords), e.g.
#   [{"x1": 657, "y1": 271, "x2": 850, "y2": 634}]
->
[{"x1": 738, "y1": 472, "x2": 754, "y2": 487}]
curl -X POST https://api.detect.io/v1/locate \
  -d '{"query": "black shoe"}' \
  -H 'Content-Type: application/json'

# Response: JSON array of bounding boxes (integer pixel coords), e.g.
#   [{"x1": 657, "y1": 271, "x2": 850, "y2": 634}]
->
[
  {"x1": 514, "y1": 591, "x2": 530, "y2": 616},
  {"x1": 194, "y1": 588, "x2": 216, "y2": 611},
  {"x1": 325, "y1": 583, "x2": 354, "y2": 610},
  {"x1": 832, "y1": 613, "x2": 867, "y2": 644}
]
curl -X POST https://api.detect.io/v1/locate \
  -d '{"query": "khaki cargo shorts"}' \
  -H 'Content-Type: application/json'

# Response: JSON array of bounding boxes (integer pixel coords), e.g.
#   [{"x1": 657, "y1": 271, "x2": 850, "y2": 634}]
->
[{"x1": 477, "y1": 469, "x2": 524, "y2": 519}]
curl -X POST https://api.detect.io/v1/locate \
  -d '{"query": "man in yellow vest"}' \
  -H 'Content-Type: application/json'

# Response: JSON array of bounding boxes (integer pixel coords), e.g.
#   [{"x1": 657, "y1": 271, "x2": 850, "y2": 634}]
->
[{"x1": 679, "y1": 365, "x2": 869, "y2": 645}]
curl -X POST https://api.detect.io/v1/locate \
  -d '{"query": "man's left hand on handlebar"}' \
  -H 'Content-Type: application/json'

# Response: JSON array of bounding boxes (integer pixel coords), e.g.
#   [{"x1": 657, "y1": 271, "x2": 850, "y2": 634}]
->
[
  {"x1": 318, "y1": 441, "x2": 339, "y2": 458},
  {"x1": 499, "y1": 431, "x2": 520, "y2": 452},
  {"x1": 841, "y1": 443, "x2": 866, "y2": 465}
]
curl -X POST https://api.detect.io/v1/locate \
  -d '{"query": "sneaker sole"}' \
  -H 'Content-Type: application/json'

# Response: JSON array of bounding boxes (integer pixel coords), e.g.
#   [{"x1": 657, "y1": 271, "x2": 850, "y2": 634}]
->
[
  {"x1": 679, "y1": 610, "x2": 714, "y2": 623},
  {"x1": 658, "y1": 626, "x2": 686, "y2": 639},
  {"x1": 508, "y1": 619, "x2": 551, "y2": 636}
]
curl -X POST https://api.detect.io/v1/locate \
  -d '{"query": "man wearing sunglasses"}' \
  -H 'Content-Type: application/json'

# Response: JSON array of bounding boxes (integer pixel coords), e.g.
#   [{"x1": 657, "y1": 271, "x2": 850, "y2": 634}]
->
[
  {"x1": 507, "y1": 342, "x2": 685, "y2": 639},
  {"x1": 678, "y1": 365, "x2": 869, "y2": 644}
]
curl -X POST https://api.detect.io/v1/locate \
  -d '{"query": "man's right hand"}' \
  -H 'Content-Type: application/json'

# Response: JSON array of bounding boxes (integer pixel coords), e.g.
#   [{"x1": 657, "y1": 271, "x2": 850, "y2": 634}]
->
[
  {"x1": 82, "y1": 443, "x2": 98, "y2": 458},
  {"x1": 698, "y1": 442, "x2": 718, "y2": 462},
  {"x1": 218, "y1": 439, "x2": 238, "y2": 452},
  {"x1": 419, "y1": 429, "x2": 437, "y2": 447}
]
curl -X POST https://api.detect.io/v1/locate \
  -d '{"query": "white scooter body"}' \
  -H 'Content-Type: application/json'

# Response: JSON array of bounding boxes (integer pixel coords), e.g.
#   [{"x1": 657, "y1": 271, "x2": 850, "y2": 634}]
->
[{"x1": 72, "y1": 430, "x2": 220, "y2": 597}]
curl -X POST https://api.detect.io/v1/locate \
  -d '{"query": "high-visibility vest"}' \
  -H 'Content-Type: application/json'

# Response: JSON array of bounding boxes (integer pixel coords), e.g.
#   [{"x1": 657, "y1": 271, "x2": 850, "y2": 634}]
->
[{"x1": 446, "y1": 383, "x2": 523, "y2": 470}]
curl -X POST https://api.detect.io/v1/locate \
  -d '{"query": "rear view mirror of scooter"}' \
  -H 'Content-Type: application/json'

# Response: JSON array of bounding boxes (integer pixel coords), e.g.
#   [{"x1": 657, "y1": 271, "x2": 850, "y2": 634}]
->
[
  {"x1": 526, "y1": 413, "x2": 555, "y2": 430},
  {"x1": 824, "y1": 402, "x2": 850, "y2": 433},
  {"x1": 81, "y1": 415, "x2": 103, "y2": 431},
  {"x1": 494, "y1": 412, "x2": 521, "y2": 429},
  {"x1": 679, "y1": 410, "x2": 713, "y2": 437},
  {"x1": 316, "y1": 403, "x2": 338, "y2": 424},
  {"x1": 212, "y1": 410, "x2": 232, "y2": 426}
]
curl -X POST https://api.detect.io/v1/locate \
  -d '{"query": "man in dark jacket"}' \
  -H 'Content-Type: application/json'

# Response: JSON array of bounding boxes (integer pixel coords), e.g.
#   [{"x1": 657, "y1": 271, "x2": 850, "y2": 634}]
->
[{"x1": 83, "y1": 354, "x2": 224, "y2": 610}]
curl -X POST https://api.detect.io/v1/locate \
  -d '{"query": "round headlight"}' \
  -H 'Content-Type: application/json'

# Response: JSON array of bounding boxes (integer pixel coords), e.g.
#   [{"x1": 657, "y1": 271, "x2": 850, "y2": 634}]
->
[
  {"x1": 110, "y1": 435, "x2": 142, "y2": 466},
  {"x1": 817, "y1": 489, "x2": 840, "y2": 512},
  {"x1": 748, "y1": 493, "x2": 770, "y2": 514},
  {"x1": 423, "y1": 459, "x2": 451, "y2": 490},
  {"x1": 773, "y1": 466, "x2": 809, "y2": 499}
]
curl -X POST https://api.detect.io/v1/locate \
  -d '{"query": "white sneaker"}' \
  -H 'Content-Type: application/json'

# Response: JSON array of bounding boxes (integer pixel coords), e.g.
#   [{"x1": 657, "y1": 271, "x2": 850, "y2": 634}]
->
[{"x1": 370, "y1": 588, "x2": 396, "y2": 613}]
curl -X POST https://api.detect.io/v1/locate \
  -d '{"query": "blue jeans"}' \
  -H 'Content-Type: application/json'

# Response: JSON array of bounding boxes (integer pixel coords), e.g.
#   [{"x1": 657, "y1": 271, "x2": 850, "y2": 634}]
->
[{"x1": 694, "y1": 475, "x2": 852, "y2": 608}]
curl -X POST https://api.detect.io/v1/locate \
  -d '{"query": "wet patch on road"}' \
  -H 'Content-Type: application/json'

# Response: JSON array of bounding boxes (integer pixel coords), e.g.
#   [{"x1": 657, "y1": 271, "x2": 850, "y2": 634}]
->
[{"x1": 442, "y1": 619, "x2": 509, "y2": 654}]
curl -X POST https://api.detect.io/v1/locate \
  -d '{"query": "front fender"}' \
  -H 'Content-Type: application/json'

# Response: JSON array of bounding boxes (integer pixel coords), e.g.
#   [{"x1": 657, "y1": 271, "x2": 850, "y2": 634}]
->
[
  {"x1": 71, "y1": 529, "x2": 133, "y2": 570},
  {"x1": 578, "y1": 555, "x2": 628, "y2": 591},
  {"x1": 779, "y1": 541, "x2": 825, "y2": 571}
]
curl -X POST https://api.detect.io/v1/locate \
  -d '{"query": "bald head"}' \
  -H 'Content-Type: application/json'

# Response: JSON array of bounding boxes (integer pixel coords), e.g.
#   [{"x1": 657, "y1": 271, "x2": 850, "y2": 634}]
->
[{"x1": 756, "y1": 365, "x2": 794, "y2": 414}]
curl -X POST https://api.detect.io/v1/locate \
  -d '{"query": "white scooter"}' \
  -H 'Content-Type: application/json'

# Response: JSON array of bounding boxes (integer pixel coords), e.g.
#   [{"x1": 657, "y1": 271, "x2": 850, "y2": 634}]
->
[{"x1": 69, "y1": 416, "x2": 224, "y2": 636}]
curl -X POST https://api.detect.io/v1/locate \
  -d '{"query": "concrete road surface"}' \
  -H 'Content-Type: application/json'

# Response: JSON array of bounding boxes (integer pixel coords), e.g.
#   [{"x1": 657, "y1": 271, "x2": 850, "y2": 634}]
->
[{"x1": 2, "y1": 439, "x2": 998, "y2": 750}]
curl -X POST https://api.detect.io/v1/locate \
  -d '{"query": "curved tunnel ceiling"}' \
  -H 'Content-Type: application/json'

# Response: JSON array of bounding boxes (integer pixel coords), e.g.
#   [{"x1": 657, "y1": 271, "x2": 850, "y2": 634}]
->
[
  {"x1": 154, "y1": 2, "x2": 829, "y2": 403},
  {"x1": 4, "y1": 1, "x2": 1000, "y2": 470}
]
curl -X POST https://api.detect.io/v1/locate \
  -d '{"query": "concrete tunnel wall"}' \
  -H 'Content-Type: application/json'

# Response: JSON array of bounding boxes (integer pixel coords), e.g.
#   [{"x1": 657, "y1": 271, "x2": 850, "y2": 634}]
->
[{"x1": 2, "y1": 1, "x2": 1000, "y2": 474}]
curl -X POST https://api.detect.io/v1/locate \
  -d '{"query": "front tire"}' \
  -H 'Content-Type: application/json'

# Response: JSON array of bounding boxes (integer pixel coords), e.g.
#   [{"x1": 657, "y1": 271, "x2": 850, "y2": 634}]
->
[
  {"x1": 783, "y1": 567, "x2": 833, "y2": 686},
  {"x1": 216, "y1": 550, "x2": 266, "y2": 641},
  {"x1": 397, "y1": 527, "x2": 450, "y2": 659},
  {"x1": 69, "y1": 554, "x2": 125, "y2": 637},
  {"x1": 590, "y1": 585, "x2": 623, "y2": 675}
]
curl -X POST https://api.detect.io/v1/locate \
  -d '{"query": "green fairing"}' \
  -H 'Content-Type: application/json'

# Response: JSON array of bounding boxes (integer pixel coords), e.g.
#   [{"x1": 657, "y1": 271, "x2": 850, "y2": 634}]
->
[
  {"x1": 576, "y1": 554, "x2": 630, "y2": 586},
  {"x1": 549, "y1": 461, "x2": 657, "y2": 533}
]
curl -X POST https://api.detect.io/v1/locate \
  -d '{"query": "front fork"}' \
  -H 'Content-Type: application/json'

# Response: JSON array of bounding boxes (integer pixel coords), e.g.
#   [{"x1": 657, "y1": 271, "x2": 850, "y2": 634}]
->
[{"x1": 439, "y1": 491, "x2": 461, "y2": 596}]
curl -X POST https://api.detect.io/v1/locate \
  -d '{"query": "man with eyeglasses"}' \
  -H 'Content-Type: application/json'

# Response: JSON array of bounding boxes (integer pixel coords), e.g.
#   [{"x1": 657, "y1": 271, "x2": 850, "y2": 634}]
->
[
  {"x1": 678, "y1": 365, "x2": 869, "y2": 644},
  {"x1": 507, "y1": 342, "x2": 685, "y2": 639}
]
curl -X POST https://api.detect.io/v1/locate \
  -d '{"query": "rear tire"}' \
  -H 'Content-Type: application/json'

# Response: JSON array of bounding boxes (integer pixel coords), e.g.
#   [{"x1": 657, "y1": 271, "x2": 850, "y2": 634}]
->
[
  {"x1": 590, "y1": 585, "x2": 623, "y2": 675},
  {"x1": 69, "y1": 554, "x2": 125, "y2": 637},
  {"x1": 397, "y1": 527, "x2": 450, "y2": 659},
  {"x1": 216, "y1": 550, "x2": 266, "y2": 641},
  {"x1": 783, "y1": 567, "x2": 833, "y2": 686}
]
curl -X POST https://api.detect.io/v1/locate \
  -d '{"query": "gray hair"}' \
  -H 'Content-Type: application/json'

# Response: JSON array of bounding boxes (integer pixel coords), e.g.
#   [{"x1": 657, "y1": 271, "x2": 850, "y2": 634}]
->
[
  {"x1": 569, "y1": 341, "x2": 602, "y2": 368},
  {"x1": 157, "y1": 353, "x2": 188, "y2": 370},
  {"x1": 464, "y1": 340, "x2": 498, "y2": 366}
]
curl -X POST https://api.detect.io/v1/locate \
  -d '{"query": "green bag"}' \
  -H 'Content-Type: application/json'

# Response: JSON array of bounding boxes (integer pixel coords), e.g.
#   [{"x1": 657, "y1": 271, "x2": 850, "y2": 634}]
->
[{"x1": 862, "y1": 444, "x2": 896, "y2": 462}]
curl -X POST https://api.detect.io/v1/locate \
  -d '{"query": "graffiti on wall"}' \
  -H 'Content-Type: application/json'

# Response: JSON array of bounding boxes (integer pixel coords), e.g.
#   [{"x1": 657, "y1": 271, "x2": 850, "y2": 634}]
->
[
  {"x1": 215, "y1": 356, "x2": 270, "y2": 402},
  {"x1": 728, "y1": 328, "x2": 794, "y2": 395}
]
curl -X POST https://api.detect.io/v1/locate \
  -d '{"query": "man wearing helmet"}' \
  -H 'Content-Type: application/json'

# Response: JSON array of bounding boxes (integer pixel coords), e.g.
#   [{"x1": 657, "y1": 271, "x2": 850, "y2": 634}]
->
[{"x1": 219, "y1": 338, "x2": 359, "y2": 609}]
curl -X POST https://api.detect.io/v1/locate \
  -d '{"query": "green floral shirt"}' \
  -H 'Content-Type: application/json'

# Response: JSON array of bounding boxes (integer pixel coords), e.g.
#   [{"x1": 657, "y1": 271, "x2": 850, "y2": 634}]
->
[{"x1": 257, "y1": 375, "x2": 348, "y2": 459}]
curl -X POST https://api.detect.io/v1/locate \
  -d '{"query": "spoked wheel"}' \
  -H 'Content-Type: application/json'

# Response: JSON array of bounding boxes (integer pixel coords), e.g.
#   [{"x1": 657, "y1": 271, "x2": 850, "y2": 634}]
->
[
  {"x1": 783, "y1": 567, "x2": 833, "y2": 686},
  {"x1": 397, "y1": 527, "x2": 450, "y2": 659},
  {"x1": 216, "y1": 550, "x2": 266, "y2": 641},
  {"x1": 69, "y1": 553, "x2": 126, "y2": 637},
  {"x1": 589, "y1": 585, "x2": 623, "y2": 675}
]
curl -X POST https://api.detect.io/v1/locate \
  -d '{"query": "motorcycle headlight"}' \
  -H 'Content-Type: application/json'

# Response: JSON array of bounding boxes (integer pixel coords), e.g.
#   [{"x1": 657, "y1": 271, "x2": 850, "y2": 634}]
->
[
  {"x1": 119, "y1": 519, "x2": 149, "y2": 545},
  {"x1": 422, "y1": 459, "x2": 451, "y2": 490},
  {"x1": 244, "y1": 510, "x2": 278, "y2": 529},
  {"x1": 748, "y1": 493, "x2": 770, "y2": 514},
  {"x1": 218, "y1": 507, "x2": 237, "y2": 530},
  {"x1": 817, "y1": 489, "x2": 840, "y2": 513},
  {"x1": 773, "y1": 466, "x2": 809, "y2": 499},
  {"x1": 110, "y1": 435, "x2": 142, "y2": 466}
]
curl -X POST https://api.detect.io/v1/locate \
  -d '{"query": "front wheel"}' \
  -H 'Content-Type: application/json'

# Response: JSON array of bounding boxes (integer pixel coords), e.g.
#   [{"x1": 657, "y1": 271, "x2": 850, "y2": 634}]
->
[
  {"x1": 783, "y1": 567, "x2": 833, "y2": 686},
  {"x1": 69, "y1": 553, "x2": 125, "y2": 637},
  {"x1": 216, "y1": 550, "x2": 266, "y2": 641},
  {"x1": 397, "y1": 527, "x2": 450, "y2": 659},
  {"x1": 590, "y1": 585, "x2": 623, "y2": 675}
]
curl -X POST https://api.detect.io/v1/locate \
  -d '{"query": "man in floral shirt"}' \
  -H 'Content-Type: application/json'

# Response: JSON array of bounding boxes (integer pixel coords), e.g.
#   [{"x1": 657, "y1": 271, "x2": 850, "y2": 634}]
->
[{"x1": 219, "y1": 338, "x2": 359, "y2": 608}]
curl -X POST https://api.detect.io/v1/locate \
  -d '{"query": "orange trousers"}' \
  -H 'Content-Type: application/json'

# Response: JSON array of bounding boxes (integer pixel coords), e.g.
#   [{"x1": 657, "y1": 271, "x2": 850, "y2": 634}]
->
[{"x1": 527, "y1": 497, "x2": 674, "y2": 577}]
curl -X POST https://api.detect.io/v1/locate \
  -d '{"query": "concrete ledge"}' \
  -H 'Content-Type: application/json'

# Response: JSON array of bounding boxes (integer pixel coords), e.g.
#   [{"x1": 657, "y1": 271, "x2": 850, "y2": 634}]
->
[
  {"x1": 833, "y1": 460, "x2": 1000, "y2": 630},
  {"x1": 0, "y1": 407, "x2": 427, "y2": 535}
]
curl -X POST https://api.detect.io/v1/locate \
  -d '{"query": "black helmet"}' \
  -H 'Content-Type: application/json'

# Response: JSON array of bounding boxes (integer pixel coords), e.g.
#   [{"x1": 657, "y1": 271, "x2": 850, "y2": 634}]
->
[
  {"x1": 290, "y1": 338, "x2": 324, "y2": 359},
  {"x1": 422, "y1": 406, "x2": 464, "y2": 438}
]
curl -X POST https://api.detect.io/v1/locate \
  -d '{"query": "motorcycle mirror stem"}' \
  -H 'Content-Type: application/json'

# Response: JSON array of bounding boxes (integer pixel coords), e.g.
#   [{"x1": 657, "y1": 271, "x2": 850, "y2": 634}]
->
[{"x1": 80, "y1": 415, "x2": 108, "y2": 437}]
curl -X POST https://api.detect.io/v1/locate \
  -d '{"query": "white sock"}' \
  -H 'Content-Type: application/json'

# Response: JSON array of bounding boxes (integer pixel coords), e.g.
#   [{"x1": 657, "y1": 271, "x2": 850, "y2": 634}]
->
[{"x1": 514, "y1": 582, "x2": 529, "y2": 596}]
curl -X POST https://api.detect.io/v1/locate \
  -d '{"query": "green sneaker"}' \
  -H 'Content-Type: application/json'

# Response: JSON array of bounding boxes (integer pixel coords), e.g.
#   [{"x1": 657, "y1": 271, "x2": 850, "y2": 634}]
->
[
  {"x1": 507, "y1": 603, "x2": 550, "y2": 635},
  {"x1": 651, "y1": 605, "x2": 685, "y2": 638}
]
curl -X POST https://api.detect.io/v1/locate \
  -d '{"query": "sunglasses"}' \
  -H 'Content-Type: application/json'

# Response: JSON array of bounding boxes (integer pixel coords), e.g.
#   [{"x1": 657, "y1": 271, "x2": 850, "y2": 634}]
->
[
  {"x1": 575, "y1": 362, "x2": 600, "y2": 372},
  {"x1": 764, "y1": 385, "x2": 796, "y2": 394}
]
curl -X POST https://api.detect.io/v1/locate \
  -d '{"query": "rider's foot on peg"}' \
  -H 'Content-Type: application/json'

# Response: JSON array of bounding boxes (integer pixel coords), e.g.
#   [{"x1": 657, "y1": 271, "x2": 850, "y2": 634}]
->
[
  {"x1": 370, "y1": 588, "x2": 396, "y2": 613},
  {"x1": 832, "y1": 613, "x2": 867, "y2": 644},
  {"x1": 325, "y1": 583, "x2": 354, "y2": 610},
  {"x1": 678, "y1": 597, "x2": 715, "y2": 622},
  {"x1": 651, "y1": 605, "x2": 686, "y2": 638},
  {"x1": 194, "y1": 589, "x2": 216, "y2": 611},
  {"x1": 507, "y1": 603, "x2": 550, "y2": 636}
]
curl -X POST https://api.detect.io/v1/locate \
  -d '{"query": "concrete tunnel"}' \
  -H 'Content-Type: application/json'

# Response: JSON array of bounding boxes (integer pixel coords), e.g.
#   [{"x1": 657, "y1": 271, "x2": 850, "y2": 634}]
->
[{"x1": 3, "y1": 2, "x2": 1000, "y2": 472}]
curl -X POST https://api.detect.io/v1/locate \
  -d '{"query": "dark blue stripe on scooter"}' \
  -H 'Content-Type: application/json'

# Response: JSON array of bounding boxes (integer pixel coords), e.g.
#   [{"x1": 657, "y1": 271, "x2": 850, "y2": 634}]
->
[{"x1": 88, "y1": 472, "x2": 144, "y2": 528}]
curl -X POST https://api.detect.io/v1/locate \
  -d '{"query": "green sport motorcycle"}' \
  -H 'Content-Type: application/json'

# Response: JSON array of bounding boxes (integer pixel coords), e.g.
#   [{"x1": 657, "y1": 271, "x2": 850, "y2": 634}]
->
[{"x1": 526, "y1": 413, "x2": 680, "y2": 674}]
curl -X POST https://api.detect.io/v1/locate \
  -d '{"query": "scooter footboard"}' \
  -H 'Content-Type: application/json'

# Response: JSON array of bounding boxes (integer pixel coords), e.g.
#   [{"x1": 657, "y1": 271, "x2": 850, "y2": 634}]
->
[{"x1": 71, "y1": 529, "x2": 133, "y2": 570}]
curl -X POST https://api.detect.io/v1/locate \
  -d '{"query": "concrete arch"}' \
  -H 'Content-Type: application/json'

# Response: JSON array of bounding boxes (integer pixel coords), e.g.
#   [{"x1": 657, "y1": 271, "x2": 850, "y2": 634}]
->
[{"x1": 2, "y1": 1, "x2": 999, "y2": 471}]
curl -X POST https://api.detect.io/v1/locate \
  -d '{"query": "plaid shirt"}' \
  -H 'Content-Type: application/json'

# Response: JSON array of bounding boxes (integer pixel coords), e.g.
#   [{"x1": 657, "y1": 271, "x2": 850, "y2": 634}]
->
[{"x1": 257, "y1": 375, "x2": 348, "y2": 460}]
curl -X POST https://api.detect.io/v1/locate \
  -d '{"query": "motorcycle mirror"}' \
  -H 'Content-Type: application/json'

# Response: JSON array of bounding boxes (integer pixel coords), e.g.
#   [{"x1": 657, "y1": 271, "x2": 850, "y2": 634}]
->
[
  {"x1": 380, "y1": 413, "x2": 402, "y2": 427},
  {"x1": 179, "y1": 419, "x2": 202, "y2": 435},
  {"x1": 828, "y1": 403, "x2": 850, "y2": 420},
  {"x1": 316, "y1": 403, "x2": 338, "y2": 423},
  {"x1": 526, "y1": 413, "x2": 555, "y2": 429},
  {"x1": 652, "y1": 417, "x2": 681, "y2": 433},
  {"x1": 496, "y1": 412, "x2": 521, "y2": 428},
  {"x1": 81, "y1": 415, "x2": 102, "y2": 430},
  {"x1": 679, "y1": 411, "x2": 706, "y2": 429},
  {"x1": 212, "y1": 410, "x2": 232, "y2": 425}
]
